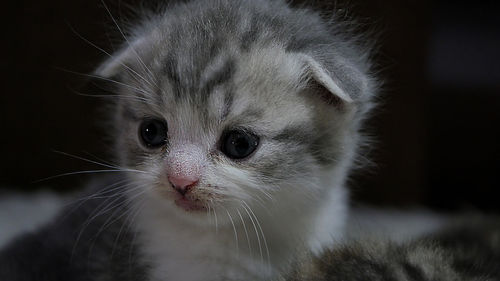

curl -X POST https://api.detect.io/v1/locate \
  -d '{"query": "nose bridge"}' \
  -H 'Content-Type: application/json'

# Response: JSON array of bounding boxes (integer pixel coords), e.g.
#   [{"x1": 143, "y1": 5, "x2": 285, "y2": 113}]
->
[
  {"x1": 171, "y1": 100, "x2": 208, "y2": 143},
  {"x1": 166, "y1": 143, "x2": 204, "y2": 180}
]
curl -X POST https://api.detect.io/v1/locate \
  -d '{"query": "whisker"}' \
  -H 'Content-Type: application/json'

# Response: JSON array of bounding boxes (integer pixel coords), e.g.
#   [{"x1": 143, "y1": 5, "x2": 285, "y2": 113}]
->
[
  {"x1": 100, "y1": 0, "x2": 158, "y2": 88},
  {"x1": 213, "y1": 201, "x2": 219, "y2": 234},
  {"x1": 95, "y1": 185, "x2": 148, "y2": 237},
  {"x1": 34, "y1": 169, "x2": 142, "y2": 183},
  {"x1": 247, "y1": 194, "x2": 273, "y2": 217},
  {"x1": 87, "y1": 195, "x2": 134, "y2": 259},
  {"x1": 71, "y1": 191, "x2": 123, "y2": 260},
  {"x1": 67, "y1": 23, "x2": 154, "y2": 89},
  {"x1": 257, "y1": 188, "x2": 274, "y2": 202},
  {"x1": 127, "y1": 197, "x2": 146, "y2": 266},
  {"x1": 82, "y1": 151, "x2": 117, "y2": 168},
  {"x1": 98, "y1": 187, "x2": 150, "y2": 258},
  {"x1": 69, "y1": 89, "x2": 157, "y2": 107},
  {"x1": 242, "y1": 200, "x2": 271, "y2": 272},
  {"x1": 72, "y1": 183, "x2": 146, "y2": 258},
  {"x1": 206, "y1": 203, "x2": 212, "y2": 225},
  {"x1": 55, "y1": 67, "x2": 155, "y2": 98},
  {"x1": 62, "y1": 179, "x2": 134, "y2": 220},
  {"x1": 64, "y1": 178, "x2": 128, "y2": 206},
  {"x1": 34, "y1": 150, "x2": 152, "y2": 183},
  {"x1": 236, "y1": 208, "x2": 252, "y2": 257},
  {"x1": 242, "y1": 202, "x2": 263, "y2": 266},
  {"x1": 51, "y1": 150, "x2": 149, "y2": 174},
  {"x1": 224, "y1": 207, "x2": 239, "y2": 256}
]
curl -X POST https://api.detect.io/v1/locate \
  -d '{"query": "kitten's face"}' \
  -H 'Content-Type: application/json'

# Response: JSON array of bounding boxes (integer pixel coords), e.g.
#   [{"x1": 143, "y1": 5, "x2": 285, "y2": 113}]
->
[
  {"x1": 112, "y1": 45, "x2": 352, "y2": 223},
  {"x1": 99, "y1": 0, "x2": 370, "y2": 226}
]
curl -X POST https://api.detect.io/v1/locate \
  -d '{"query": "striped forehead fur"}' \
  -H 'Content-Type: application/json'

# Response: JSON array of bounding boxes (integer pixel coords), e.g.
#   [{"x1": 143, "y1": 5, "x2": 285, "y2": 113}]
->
[{"x1": 105, "y1": 0, "x2": 374, "y2": 100}]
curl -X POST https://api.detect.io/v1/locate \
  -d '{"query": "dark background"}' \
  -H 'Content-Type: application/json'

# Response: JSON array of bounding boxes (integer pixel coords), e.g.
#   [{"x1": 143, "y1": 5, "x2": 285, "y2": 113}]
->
[{"x1": 2, "y1": 0, "x2": 499, "y2": 212}]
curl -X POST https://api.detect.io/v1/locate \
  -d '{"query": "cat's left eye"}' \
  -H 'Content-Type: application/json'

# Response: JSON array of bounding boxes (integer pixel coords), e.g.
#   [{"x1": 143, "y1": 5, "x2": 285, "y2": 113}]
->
[
  {"x1": 139, "y1": 119, "x2": 168, "y2": 148},
  {"x1": 220, "y1": 129, "x2": 259, "y2": 159}
]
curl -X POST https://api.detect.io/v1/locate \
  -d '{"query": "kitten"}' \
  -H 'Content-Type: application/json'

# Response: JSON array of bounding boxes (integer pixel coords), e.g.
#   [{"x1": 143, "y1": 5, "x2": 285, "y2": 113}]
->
[
  {"x1": 0, "y1": 0, "x2": 375, "y2": 280},
  {"x1": 285, "y1": 218, "x2": 500, "y2": 281}
]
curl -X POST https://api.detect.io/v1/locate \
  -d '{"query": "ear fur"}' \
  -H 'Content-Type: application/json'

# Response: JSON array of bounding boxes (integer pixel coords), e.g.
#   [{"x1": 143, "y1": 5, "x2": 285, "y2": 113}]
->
[
  {"x1": 302, "y1": 55, "x2": 353, "y2": 103},
  {"x1": 300, "y1": 54, "x2": 370, "y2": 106}
]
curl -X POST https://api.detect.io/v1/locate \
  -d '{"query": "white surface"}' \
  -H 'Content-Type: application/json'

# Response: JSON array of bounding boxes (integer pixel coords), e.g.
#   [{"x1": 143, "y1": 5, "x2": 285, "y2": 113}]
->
[
  {"x1": 0, "y1": 191, "x2": 65, "y2": 249},
  {"x1": 345, "y1": 206, "x2": 450, "y2": 244}
]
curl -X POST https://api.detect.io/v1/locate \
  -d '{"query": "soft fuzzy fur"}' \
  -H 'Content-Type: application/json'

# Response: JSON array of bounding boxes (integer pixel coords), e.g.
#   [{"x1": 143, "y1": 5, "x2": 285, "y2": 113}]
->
[
  {"x1": 0, "y1": 1, "x2": 377, "y2": 280},
  {"x1": 99, "y1": 1, "x2": 376, "y2": 280},
  {"x1": 286, "y1": 218, "x2": 500, "y2": 281}
]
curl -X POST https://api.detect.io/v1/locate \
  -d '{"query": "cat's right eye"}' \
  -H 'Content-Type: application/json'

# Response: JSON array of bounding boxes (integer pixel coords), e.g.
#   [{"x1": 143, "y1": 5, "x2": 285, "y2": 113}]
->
[{"x1": 139, "y1": 119, "x2": 168, "y2": 148}]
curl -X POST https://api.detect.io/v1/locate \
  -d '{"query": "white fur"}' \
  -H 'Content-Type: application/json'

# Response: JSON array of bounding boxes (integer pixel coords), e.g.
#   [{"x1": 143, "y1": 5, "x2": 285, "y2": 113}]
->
[
  {"x1": 133, "y1": 179, "x2": 350, "y2": 281},
  {"x1": 307, "y1": 170, "x2": 350, "y2": 255}
]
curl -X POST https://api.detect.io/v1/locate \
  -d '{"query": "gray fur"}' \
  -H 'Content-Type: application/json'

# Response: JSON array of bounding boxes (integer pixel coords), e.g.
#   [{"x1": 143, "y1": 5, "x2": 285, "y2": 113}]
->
[
  {"x1": 1, "y1": 0, "x2": 377, "y2": 280},
  {"x1": 104, "y1": 0, "x2": 375, "y2": 182},
  {"x1": 285, "y1": 219, "x2": 500, "y2": 281},
  {"x1": 0, "y1": 177, "x2": 148, "y2": 281},
  {"x1": 2, "y1": 1, "x2": 498, "y2": 281}
]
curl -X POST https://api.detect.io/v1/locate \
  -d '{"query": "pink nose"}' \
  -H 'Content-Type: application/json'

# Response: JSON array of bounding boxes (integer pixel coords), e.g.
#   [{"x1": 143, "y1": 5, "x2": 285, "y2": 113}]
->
[{"x1": 168, "y1": 175, "x2": 198, "y2": 196}]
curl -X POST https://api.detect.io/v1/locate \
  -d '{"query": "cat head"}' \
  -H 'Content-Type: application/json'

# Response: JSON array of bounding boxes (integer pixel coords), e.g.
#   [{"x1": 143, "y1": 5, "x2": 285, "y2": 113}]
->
[{"x1": 95, "y1": 0, "x2": 375, "y2": 224}]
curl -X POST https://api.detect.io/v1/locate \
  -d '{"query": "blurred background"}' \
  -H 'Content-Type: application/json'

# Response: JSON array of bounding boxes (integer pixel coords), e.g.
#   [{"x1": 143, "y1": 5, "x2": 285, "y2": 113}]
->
[{"x1": 1, "y1": 0, "x2": 499, "y2": 212}]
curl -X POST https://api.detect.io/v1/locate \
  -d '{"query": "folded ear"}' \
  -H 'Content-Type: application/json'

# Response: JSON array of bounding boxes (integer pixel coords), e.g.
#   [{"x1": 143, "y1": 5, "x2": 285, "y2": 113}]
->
[{"x1": 300, "y1": 54, "x2": 371, "y2": 107}]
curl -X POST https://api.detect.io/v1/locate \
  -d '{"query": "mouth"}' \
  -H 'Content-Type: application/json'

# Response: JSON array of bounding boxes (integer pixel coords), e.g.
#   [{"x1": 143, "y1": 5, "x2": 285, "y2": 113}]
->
[{"x1": 174, "y1": 196, "x2": 207, "y2": 212}]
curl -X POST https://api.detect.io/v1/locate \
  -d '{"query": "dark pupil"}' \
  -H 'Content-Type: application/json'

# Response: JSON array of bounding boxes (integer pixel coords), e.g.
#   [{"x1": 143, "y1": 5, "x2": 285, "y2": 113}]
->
[
  {"x1": 232, "y1": 134, "x2": 249, "y2": 154},
  {"x1": 144, "y1": 125, "x2": 157, "y2": 141},
  {"x1": 140, "y1": 120, "x2": 167, "y2": 148},
  {"x1": 222, "y1": 130, "x2": 259, "y2": 159}
]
